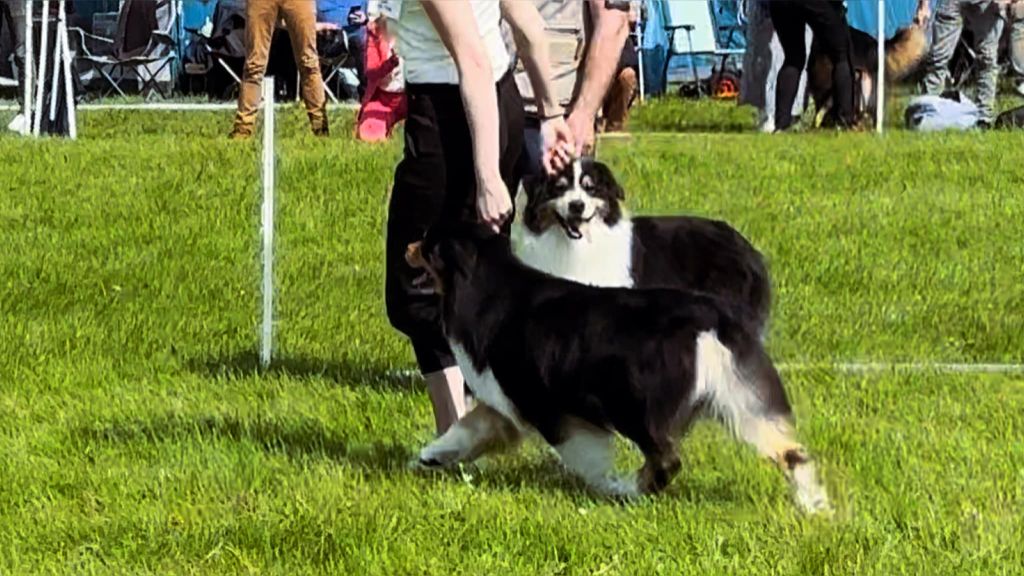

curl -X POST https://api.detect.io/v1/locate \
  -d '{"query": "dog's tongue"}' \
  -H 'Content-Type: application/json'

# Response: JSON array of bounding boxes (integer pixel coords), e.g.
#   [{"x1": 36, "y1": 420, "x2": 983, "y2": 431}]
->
[{"x1": 566, "y1": 226, "x2": 583, "y2": 240}]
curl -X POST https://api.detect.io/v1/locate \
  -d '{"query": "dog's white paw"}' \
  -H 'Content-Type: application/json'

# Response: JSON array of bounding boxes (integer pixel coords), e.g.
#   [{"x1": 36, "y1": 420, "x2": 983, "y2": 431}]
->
[
  {"x1": 792, "y1": 465, "x2": 833, "y2": 516},
  {"x1": 413, "y1": 441, "x2": 461, "y2": 470}
]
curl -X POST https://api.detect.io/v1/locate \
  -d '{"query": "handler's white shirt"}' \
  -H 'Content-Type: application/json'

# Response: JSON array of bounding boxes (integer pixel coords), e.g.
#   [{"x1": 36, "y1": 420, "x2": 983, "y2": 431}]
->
[{"x1": 380, "y1": 0, "x2": 510, "y2": 85}]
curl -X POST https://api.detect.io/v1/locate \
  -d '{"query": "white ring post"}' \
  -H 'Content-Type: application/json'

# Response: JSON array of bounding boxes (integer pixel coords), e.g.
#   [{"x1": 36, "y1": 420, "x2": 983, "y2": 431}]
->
[
  {"x1": 59, "y1": 0, "x2": 76, "y2": 139},
  {"x1": 22, "y1": 0, "x2": 33, "y2": 132},
  {"x1": 876, "y1": 0, "x2": 886, "y2": 133},
  {"x1": 48, "y1": 9, "x2": 62, "y2": 124},
  {"x1": 260, "y1": 76, "x2": 276, "y2": 369},
  {"x1": 33, "y1": 0, "x2": 50, "y2": 136}
]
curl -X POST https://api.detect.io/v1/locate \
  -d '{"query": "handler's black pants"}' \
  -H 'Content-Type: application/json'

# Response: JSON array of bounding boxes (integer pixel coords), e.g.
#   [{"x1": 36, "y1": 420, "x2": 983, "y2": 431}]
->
[
  {"x1": 384, "y1": 70, "x2": 524, "y2": 374},
  {"x1": 769, "y1": 0, "x2": 855, "y2": 130}
]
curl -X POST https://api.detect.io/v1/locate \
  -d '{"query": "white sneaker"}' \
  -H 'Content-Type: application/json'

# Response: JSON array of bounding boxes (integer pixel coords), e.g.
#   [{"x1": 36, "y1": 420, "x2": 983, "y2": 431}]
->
[
  {"x1": 1016, "y1": 82, "x2": 1024, "y2": 98},
  {"x1": 758, "y1": 112, "x2": 775, "y2": 133},
  {"x1": 6, "y1": 113, "x2": 27, "y2": 135}
]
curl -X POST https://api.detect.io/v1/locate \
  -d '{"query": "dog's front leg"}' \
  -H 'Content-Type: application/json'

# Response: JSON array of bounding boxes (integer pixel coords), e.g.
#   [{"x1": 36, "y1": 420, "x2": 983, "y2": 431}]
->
[{"x1": 415, "y1": 403, "x2": 522, "y2": 469}]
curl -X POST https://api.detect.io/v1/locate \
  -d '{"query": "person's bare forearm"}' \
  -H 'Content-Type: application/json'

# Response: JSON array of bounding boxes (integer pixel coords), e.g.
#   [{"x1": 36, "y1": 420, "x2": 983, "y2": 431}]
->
[
  {"x1": 421, "y1": 0, "x2": 502, "y2": 186},
  {"x1": 572, "y1": 0, "x2": 629, "y2": 119},
  {"x1": 500, "y1": 0, "x2": 562, "y2": 118}
]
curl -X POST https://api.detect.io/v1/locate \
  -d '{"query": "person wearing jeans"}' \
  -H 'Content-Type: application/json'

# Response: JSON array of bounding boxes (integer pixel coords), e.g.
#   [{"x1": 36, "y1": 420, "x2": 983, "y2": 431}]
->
[
  {"x1": 1, "y1": 0, "x2": 28, "y2": 133},
  {"x1": 1010, "y1": 0, "x2": 1024, "y2": 96},
  {"x1": 231, "y1": 0, "x2": 328, "y2": 138},
  {"x1": 921, "y1": 0, "x2": 1005, "y2": 124}
]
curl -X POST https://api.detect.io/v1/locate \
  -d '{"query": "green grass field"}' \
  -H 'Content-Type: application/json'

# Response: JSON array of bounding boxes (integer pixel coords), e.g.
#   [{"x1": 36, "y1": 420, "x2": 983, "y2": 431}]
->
[{"x1": 1, "y1": 102, "x2": 1023, "y2": 574}]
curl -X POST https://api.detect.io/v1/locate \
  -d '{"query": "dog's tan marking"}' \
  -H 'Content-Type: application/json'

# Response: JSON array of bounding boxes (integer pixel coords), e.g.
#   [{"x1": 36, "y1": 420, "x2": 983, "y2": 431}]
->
[
  {"x1": 405, "y1": 240, "x2": 445, "y2": 295},
  {"x1": 415, "y1": 404, "x2": 522, "y2": 468}
]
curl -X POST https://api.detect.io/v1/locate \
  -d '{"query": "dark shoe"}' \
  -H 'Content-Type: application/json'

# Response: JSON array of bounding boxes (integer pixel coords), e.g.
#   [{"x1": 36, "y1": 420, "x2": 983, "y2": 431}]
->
[{"x1": 311, "y1": 115, "x2": 329, "y2": 137}]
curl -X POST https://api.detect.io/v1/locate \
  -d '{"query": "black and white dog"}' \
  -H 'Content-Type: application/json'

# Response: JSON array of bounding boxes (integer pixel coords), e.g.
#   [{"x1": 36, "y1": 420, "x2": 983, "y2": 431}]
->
[
  {"x1": 406, "y1": 224, "x2": 829, "y2": 514},
  {"x1": 512, "y1": 158, "x2": 771, "y2": 336}
]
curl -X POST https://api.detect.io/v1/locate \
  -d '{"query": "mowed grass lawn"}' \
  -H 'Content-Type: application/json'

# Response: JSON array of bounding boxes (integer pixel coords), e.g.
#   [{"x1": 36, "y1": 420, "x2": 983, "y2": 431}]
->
[{"x1": 1, "y1": 102, "x2": 1023, "y2": 574}]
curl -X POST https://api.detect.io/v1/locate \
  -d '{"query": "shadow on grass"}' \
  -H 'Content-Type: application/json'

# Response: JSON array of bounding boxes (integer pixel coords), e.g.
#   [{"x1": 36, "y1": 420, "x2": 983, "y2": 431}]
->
[
  {"x1": 74, "y1": 412, "x2": 414, "y2": 473},
  {"x1": 186, "y1": 350, "x2": 420, "y2": 391},
  {"x1": 73, "y1": 411, "x2": 753, "y2": 505}
]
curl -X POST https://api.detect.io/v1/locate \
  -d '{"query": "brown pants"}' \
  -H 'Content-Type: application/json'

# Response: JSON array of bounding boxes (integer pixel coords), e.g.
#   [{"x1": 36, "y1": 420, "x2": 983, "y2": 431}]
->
[
  {"x1": 601, "y1": 67, "x2": 638, "y2": 132},
  {"x1": 233, "y1": 0, "x2": 327, "y2": 134}
]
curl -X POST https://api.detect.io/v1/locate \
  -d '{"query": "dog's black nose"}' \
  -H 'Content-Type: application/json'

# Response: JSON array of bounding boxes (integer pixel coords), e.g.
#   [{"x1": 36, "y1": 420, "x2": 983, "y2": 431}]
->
[{"x1": 568, "y1": 200, "x2": 585, "y2": 215}]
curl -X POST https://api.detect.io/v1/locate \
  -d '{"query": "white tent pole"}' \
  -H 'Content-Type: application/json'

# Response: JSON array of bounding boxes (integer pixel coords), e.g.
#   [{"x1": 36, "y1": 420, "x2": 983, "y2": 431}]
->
[
  {"x1": 32, "y1": 0, "x2": 50, "y2": 136},
  {"x1": 59, "y1": 0, "x2": 77, "y2": 139},
  {"x1": 22, "y1": 0, "x2": 34, "y2": 131},
  {"x1": 876, "y1": 0, "x2": 885, "y2": 133},
  {"x1": 48, "y1": 8, "x2": 62, "y2": 123},
  {"x1": 260, "y1": 76, "x2": 276, "y2": 369}
]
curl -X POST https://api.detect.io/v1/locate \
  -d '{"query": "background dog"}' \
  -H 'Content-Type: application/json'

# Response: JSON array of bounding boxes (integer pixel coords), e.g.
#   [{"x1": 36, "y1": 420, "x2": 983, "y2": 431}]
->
[
  {"x1": 807, "y1": 21, "x2": 928, "y2": 127},
  {"x1": 407, "y1": 224, "x2": 831, "y2": 514},
  {"x1": 512, "y1": 158, "x2": 772, "y2": 337}
]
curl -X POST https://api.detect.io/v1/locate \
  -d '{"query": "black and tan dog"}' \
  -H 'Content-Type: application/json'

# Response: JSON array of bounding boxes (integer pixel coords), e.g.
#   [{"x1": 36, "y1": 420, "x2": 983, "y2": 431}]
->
[
  {"x1": 808, "y1": 20, "x2": 928, "y2": 127},
  {"x1": 406, "y1": 223, "x2": 830, "y2": 514}
]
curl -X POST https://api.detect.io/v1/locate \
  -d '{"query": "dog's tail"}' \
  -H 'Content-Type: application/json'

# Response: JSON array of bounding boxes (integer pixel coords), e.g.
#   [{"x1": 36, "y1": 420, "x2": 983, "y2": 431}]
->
[
  {"x1": 693, "y1": 331, "x2": 831, "y2": 515},
  {"x1": 884, "y1": 25, "x2": 928, "y2": 81}
]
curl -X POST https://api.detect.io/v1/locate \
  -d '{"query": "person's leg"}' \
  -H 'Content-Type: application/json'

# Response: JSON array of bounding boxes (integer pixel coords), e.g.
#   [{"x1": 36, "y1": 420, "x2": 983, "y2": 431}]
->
[
  {"x1": 231, "y1": 0, "x2": 278, "y2": 137},
  {"x1": 1012, "y1": 4, "x2": 1024, "y2": 95},
  {"x1": 602, "y1": 68, "x2": 637, "y2": 132},
  {"x1": 281, "y1": 0, "x2": 328, "y2": 135},
  {"x1": 970, "y1": 3, "x2": 1005, "y2": 124},
  {"x1": 768, "y1": 1, "x2": 808, "y2": 131},
  {"x1": 385, "y1": 88, "x2": 466, "y2": 436},
  {"x1": 5, "y1": 0, "x2": 26, "y2": 107},
  {"x1": 800, "y1": 0, "x2": 855, "y2": 127},
  {"x1": 921, "y1": 0, "x2": 965, "y2": 97}
]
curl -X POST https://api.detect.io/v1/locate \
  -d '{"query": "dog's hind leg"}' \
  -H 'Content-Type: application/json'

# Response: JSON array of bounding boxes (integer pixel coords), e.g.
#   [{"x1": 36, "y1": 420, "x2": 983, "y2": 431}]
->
[
  {"x1": 636, "y1": 439, "x2": 682, "y2": 496},
  {"x1": 416, "y1": 403, "x2": 522, "y2": 469},
  {"x1": 554, "y1": 418, "x2": 636, "y2": 499},
  {"x1": 694, "y1": 331, "x2": 832, "y2": 515}
]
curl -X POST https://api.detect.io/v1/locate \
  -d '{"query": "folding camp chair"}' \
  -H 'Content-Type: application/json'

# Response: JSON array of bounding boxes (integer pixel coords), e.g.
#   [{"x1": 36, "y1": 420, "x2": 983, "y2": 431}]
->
[
  {"x1": 70, "y1": 0, "x2": 178, "y2": 99},
  {"x1": 660, "y1": 0, "x2": 743, "y2": 97}
]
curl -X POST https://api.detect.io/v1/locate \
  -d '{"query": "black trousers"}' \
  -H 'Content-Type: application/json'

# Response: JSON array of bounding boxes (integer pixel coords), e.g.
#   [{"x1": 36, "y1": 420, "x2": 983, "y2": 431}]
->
[
  {"x1": 0, "y1": 0, "x2": 27, "y2": 107},
  {"x1": 385, "y1": 70, "x2": 524, "y2": 374},
  {"x1": 769, "y1": 0, "x2": 855, "y2": 130}
]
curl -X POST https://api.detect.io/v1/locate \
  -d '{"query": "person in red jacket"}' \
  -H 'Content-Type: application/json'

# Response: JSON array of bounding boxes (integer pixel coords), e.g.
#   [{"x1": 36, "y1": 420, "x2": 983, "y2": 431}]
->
[{"x1": 356, "y1": 6, "x2": 405, "y2": 142}]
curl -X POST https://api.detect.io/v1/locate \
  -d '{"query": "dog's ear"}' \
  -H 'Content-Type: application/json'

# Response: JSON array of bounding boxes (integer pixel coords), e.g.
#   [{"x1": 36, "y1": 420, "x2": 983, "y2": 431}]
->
[
  {"x1": 518, "y1": 175, "x2": 539, "y2": 201},
  {"x1": 590, "y1": 160, "x2": 625, "y2": 201},
  {"x1": 405, "y1": 241, "x2": 428, "y2": 269}
]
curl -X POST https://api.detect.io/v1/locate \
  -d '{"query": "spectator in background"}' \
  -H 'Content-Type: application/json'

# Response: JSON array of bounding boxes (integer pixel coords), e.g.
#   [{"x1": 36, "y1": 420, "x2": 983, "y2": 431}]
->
[
  {"x1": 1, "y1": 0, "x2": 28, "y2": 134},
  {"x1": 317, "y1": 0, "x2": 366, "y2": 99},
  {"x1": 599, "y1": 1, "x2": 641, "y2": 133},
  {"x1": 356, "y1": 1, "x2": 404, "y2": 142},
  {"x1": 739, "y1": 0, "x2": 811, "y2": 133},
  {"x1": 768, "y1": 0, "x2": 856, "y2": 131},
  {"x1": 1010, "y1": 0, "x2": 1024, "y2": 96},
  {"x1": 921, "y1": 0, "x2": 1005, "y2": 125},
  {"x1": 230, "y1": 0, "x2": 328, "y2": 139},
  {"x1": 514, "y1": 0, "x2": 630, "y2": 168}
]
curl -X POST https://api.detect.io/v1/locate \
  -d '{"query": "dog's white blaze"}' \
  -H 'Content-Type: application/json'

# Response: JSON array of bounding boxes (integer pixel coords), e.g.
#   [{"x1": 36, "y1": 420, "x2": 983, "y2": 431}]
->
[
  {"x1": 450, "y1": 343, "x2": 524, "y2": 429},
  {"x1": 513, "y1": 218, "x2": 634, "y2": 288},
  {"x1": 693, "y1": 331, "x2": 764, "y2": 440},
  {"x1": 555, "y1": 423, "x2": 637, "y2": 498}
]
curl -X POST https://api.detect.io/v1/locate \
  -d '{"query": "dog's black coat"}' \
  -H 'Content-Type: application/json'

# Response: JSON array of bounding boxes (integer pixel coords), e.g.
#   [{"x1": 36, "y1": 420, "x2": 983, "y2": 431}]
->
[
  {"x1": 521, "y1": 159, "x2": 772, "y2": 335},
  {"x1": 421, "y1": 224, "x2": 793, "y2": 480}
]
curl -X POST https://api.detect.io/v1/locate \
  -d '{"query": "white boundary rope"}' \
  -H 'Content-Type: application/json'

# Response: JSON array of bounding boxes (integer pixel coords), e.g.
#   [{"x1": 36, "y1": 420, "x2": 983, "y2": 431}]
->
[{"x1": 259, "y1": 76, "x2": 276, "y2": 369}]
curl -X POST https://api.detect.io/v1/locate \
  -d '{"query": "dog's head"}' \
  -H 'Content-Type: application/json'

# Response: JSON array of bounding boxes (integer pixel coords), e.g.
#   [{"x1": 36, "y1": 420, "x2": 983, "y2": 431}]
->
[
  {"x1": 405, "y1": 221, "x2": 502, "y2": 295},
  {"x1": 518, "y1": 158, "x2": 624, "y2": 241}
]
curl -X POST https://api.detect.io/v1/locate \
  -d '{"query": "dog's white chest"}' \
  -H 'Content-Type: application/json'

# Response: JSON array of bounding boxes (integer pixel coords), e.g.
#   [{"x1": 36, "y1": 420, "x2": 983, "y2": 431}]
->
[
  {"x1": 450, "y1": 343, "x2": 523, "y2": 428},
  {"x1": 513, "y1": 220, "x2": 635, "y2": 288}
]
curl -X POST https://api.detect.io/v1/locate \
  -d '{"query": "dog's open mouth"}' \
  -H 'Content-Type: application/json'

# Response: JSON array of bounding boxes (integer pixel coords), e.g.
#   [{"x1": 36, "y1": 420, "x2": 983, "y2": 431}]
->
[{"x1": 556, "y1": 213, "x2": 594, "y2": 241}]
